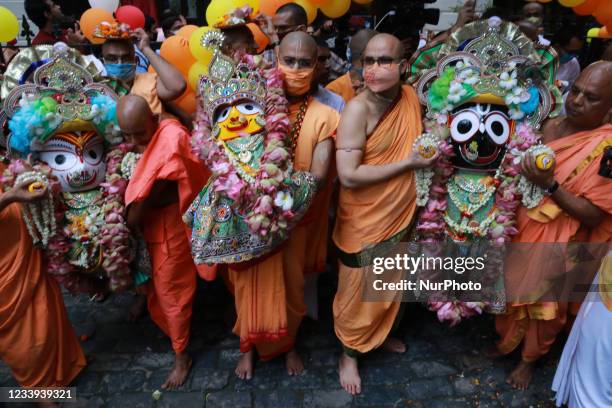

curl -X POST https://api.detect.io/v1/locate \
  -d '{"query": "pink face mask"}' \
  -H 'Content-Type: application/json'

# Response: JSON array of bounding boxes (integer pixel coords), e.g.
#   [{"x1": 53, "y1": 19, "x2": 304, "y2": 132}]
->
[{"x1": 363, "y1": 63, "x2": 401, "y2": 93}]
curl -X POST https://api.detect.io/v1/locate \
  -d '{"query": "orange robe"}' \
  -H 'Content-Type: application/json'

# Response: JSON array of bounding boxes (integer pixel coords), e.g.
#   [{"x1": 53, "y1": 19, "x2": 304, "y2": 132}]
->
[
  {"x1": 125, "y1": 118, "x2": 212, "y2": 353},
  {"x1": 333, "y1": 85, "x2": 423, "y2": 353},
  {"x1": 496, "y1": 124, "x2": 612, "y2": 362},
  {"x1": 326, "y1": 72, "x2": 357, "y2": 103},
  {"x1": 0, "y1": 199, "x2": 86, "y2": 386},
  {"x1": 228, "y1": 88, "x2": 342, "y2": 360}
]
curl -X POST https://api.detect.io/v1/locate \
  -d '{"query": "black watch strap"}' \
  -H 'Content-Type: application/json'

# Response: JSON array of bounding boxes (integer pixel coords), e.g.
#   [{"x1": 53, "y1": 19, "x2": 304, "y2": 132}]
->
[{"x1": 545, "y1": 180, "x2": 559, "y2": 195}]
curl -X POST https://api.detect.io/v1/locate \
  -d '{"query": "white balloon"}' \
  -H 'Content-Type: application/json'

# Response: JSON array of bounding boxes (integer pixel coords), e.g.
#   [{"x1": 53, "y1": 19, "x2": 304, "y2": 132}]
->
[{"x1": 88, "y1": 0, "x2": 119, "y2": 13}]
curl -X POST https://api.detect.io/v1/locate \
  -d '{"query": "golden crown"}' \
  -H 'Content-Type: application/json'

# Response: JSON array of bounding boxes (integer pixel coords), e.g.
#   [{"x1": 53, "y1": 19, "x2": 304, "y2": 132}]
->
[{"x1": 198, "y1": 30, "x2": 266, "y2": 119}]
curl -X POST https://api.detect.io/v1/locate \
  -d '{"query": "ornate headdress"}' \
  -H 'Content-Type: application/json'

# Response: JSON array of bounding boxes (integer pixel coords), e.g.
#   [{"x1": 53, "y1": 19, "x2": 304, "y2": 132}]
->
[
  {"x1": 409, "y1": 18, "x2": 563, "y2": 127},
  {"x1": 198, "y1": 30, "x2": 266, "y2": 119},
  {"x1": 2, "y1": 52, "x2": 120, "y2": 155}
]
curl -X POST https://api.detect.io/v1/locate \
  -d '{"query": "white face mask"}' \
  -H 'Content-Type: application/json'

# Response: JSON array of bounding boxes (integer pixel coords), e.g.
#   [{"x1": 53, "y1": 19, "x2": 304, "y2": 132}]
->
[{"x1": 39, "y1": 131, "x2": 106, "y2": 192}]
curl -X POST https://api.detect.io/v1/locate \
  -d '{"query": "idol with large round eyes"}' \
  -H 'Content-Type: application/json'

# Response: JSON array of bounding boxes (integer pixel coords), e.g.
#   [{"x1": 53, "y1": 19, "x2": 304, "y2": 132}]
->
[
  {"x1": 450, "y1": 110, "x2": 480, "y2": 143},
  {"x1": 214, "y1": 100, "x2": 266, "y2": 141},
  {"x1": 38, "y1": 131, "x2": 107, "y2": 193},
  {"x1": 484, "y1": 112, "x2": 511, "y2": 145}
]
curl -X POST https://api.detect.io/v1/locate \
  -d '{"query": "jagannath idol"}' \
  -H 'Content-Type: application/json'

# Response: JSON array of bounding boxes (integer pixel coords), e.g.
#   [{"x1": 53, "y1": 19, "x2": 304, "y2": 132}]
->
[
  {"x1": 184, "y1": 30, "x2": 317, "y2": 265},
  {"x1": 407, "y1": 18, "x2": 563, "y2": 325},
  {"x1": 0, "y1": 49, "x2": 145, "y2": 294}
]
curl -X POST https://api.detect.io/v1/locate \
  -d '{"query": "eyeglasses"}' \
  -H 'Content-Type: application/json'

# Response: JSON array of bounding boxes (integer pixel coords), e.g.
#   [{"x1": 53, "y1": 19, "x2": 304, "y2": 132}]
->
[
  {"x1": 362, "y1": 56, "x2": 401, "y2": 67},
  {"x1": 281, "y1": 56, "x2": 315, "y2": 69}
]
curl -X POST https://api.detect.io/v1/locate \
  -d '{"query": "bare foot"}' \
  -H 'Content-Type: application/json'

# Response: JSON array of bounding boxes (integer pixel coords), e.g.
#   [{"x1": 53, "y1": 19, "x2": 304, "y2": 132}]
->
[
  {"x1": 382, "y1": 336, "x2": 406, "y2": 354},
  {"x1": 235, "y1": 349, "x2": 254, "y2": 380},
  {"x1": 161, "y1": 351, "x2": 192, "y2": 390},
  {"x1": 286, "y1": 349, "x2": 304, "y2": 376},
  {"x1": 506, "y1": 360, "x2": 534, "y2": 390},
  {"x1": 127, "y1": 295, "x2": 147, "y2": 322},
  {"x1": 339, "y1": 352, "x2": 361, "y2": 395},
  {"x1": 483, "y1": 344, "x2": 504, "y2": 359}
]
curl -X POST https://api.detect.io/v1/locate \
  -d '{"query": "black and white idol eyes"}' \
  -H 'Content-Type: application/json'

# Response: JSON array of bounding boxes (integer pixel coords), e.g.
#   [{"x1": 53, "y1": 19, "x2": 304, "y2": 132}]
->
[
  {"x1": 40, "y1": 142, "x2": 104, "y2": 171},
  {"x1": 215, "y1": 102, "x2": 264, "y2": 123},
  {"x1": 450, "y1": 109, "x2": 511, "y2": 146}
]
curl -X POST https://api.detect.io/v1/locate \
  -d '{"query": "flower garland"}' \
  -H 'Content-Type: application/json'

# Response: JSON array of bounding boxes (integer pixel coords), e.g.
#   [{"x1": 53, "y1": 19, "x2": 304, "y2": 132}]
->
[
  {"x1": 1, "y1": 145, "x2": 134, "y2": 293},
  {"x1": 192, "y1": 53, "x2": 298, "y2": 239},
  {"x1": 415, "y1": 119, "x2": 541, "y2": 325}
]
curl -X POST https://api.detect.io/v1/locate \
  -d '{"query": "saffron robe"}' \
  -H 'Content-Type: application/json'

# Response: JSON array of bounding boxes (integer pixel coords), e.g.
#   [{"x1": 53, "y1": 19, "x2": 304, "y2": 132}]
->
[
  {"x1": 496, "y1": 124, "x2": 612, "y2": 361},
  {"x1": 0, "y1": 199, "x2": 86, "y2": 386},
  {"x1": 326, "y1": 72, "x2": 357, "y2": 103},
  {"x1": 125, "y1": 118, "x2": 212, "y2": 353},
  {"x1": 332, "y1": 85, "x2": 423, "y2": 353},
  {"x1": 228, "y1": 88, "x2": 342, "y2": 359}
]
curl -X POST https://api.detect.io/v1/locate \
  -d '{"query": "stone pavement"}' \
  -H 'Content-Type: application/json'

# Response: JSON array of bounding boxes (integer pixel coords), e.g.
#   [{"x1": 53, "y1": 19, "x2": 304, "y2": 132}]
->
[{"x1": 0, "y1": 273, "x2": 562, "y2": 408}]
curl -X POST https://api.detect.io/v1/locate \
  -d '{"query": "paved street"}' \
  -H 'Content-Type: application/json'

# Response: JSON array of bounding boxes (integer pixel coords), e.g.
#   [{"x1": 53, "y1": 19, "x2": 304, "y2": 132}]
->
[{"x1": 0, "y1": 272, "x2": 561, "y2": 408}]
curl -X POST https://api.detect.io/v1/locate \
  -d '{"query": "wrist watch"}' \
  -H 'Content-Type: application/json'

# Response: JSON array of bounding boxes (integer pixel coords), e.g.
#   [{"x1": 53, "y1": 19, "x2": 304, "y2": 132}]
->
[{"x1": 544, "y1": 180, "x2": 559, "y2": 196}]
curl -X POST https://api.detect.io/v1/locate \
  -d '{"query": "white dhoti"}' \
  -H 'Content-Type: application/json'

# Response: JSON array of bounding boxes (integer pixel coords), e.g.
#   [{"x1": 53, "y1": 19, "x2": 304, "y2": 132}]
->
[{"x1": 552, "y1": 251, "x2": 612, "y2": 408}]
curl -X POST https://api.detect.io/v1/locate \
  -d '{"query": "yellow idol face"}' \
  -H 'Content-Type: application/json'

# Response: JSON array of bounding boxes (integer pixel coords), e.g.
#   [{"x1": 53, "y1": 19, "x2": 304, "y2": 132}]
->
[{"x1": 215, "y1": 102, "x2": 265, "y2": 141}]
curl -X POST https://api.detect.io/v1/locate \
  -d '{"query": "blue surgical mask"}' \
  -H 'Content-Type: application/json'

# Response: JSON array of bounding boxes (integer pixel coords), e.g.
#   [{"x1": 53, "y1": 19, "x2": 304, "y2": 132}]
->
[
  {"x1": 559, "y1": 53, "x2": 576, "y2": 65},
  {"x1": 105, "y1": 63, "x2": 136, "y2": 81}
]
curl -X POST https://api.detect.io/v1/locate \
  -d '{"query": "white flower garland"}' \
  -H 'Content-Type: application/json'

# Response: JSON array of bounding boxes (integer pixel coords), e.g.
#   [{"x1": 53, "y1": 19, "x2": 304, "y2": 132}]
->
[{"x1": 13, "y1": 171, "x2": 56, "y2": 246}]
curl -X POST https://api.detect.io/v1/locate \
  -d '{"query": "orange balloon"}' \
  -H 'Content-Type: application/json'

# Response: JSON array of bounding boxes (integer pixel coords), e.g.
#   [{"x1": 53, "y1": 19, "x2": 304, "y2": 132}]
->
[
  {"x1": 174, "y1": 89, "x2": 197, "y2": 114},
  {"x1": 573, "y1": 0, "x2": 600, "y2": 16},
  {"x1": 260, "y1": 0, "x2": 291, "y2": 16},
  {"x1": 247, "y1": 22, "x2": 269, "y2": 53},
  {"x1": 309, "y1": 0, "x2": 330, "y2": 4},
  {"x1": 160, "y1": 35, "x2": 196, "y2": 76},
  {"x1": 353, "y1": 0, "x2": 373, "y2": 4},
  {"x1": 293, "y1": 0, "x2": 317, "y2": 24},
  {"x1": 176, "y1": 24, "x2": 198, "y2": 39},
  {"x1": 320, "y1": 0, "x2": 350, "y2": 18},
  {"x1": 594, "y1": 1, "x2": 612, "y2": 26},
  {"x1": 600, "y1": 26, "x2": 611, "y2": 38},
  {"x1": 80, "y1": 8, "x2": 114, "y2": 44}
]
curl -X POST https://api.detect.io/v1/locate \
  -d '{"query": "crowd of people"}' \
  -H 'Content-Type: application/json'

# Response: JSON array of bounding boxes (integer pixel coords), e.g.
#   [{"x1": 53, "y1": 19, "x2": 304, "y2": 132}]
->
[{"x1": 0, "y1": 1, "x2": 611, "y2": 407}]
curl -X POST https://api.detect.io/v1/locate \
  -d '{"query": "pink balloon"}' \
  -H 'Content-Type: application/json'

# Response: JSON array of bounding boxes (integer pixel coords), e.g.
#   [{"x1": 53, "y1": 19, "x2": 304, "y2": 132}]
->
[{"x1": 115, "y1": 5, "x2": 145, "y2": 30}]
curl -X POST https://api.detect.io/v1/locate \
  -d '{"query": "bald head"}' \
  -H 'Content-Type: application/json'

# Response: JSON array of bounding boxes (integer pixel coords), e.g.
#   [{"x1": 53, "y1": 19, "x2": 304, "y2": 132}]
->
[
  {"x1": 565, "y1": 61, "x2": 612, "y2": 129},
  {"x1": 517, "y1": 20, "x2": 539, "y2": 42},
  {"x1": 279, "y1": 31, "x2": 318, "y2": 64},
  {"x1": 349, "y1": 29, "x2": 378, "y2": 64},
  {"x1": 117, "y1": 95, "x2": 157, "y2": 146},
  {"x1": 365, "y1": 34, "x2": 405, "y2": 61}
]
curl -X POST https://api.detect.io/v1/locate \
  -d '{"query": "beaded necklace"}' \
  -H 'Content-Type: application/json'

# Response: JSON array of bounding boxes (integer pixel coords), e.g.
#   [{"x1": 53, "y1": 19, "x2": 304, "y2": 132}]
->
[{"x1": 289, "y1": 96, "x2": 309, "y2": 158}]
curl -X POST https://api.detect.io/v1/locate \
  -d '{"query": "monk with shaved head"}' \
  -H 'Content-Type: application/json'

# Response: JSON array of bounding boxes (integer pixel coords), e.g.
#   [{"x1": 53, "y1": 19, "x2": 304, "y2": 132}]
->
[
  {"x1": 118, "y1": 95, "x2": 211, "y2": 390},
  {"x1": 333, "y1": 33, "x2": 437, "y2": 395},
  {"x1": 327, "y1": 29, "x2": 378, "y2": 102},
  {"x1": 228, "y1": 30, "x2": 342, "y2": 380},
  {"x1": 490, "y1": 61, "x2": 612, "y2": 390}
]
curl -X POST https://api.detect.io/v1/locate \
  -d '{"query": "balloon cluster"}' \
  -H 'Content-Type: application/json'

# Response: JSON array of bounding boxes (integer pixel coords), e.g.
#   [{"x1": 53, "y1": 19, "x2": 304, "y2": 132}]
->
[{"x1": 558, "y1": 0, "x2": 612, "y2": 37}]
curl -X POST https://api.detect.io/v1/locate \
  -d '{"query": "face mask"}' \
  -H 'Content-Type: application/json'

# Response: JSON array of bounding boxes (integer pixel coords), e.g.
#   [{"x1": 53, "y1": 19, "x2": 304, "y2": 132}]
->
[
  {"x1": 278, "y1": 63, "x2": 315, "y2": 96},
  {"x1": 105, "y1": 63, "x2": 136, "y2": 81},
  {"x1": 559, "y1": 53, "x2": 576, "y2": 64},
  {"x1": 363, "y1": 63, "x2": 401, "y2": 93}
]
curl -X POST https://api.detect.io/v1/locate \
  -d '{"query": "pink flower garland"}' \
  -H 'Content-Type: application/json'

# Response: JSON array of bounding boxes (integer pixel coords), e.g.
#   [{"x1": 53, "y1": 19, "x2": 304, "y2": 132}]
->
[
  {"x1": 1, "y1": 145, "x2": 134, "y2": 294},
  {"x1": 192, "y1": 53, "x2": 297, "y2": 238},
  {"x1": 417, "y1": 121, "x2": 540, "y2": 325}
]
